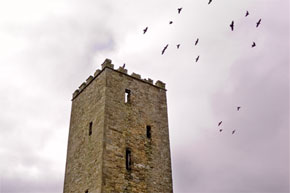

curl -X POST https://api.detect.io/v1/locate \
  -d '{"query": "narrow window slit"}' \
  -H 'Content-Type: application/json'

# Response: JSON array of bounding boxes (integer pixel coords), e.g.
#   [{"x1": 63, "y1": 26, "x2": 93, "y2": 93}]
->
[
  {"x1": 125, "y1": 89, "x2": 131, "y2": 103},
  {"x1": 146, "y1": 125, "x2": 151, "y2": 139},
  {"x1": 85, "y1": 189, "x2": 88, "y2": 193},
  {"x1": 89, "y1": 122, "x2": 93, "y2": 136},
  {"x1": 126, "y1": 148, "x2": 132, "y2": 171}
]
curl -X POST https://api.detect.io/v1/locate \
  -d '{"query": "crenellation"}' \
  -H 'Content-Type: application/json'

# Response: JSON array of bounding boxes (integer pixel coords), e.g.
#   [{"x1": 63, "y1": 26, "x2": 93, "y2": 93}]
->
[
  {"x1": 65, "y1": 58, "x2": 172, "y2": 193},
  {"x1": 79, "y1": 82, "x2": 87, "y2": 91},
  {"x1": 86, "y1": 75, "x2": 94, "y2": 84},
  {"x1": 72, "y1": 89, "x2": 80, "y2": 98},
  {"x1": 72, "y1": 59, "x2": 166, "y2": 100},
  {"x1": 94, "y1": 69, "x2": 101, "y2": 77},
  {"x1": 117, "y1": 66, "x2": 128, "y2": 74},
  {"x1": 131, "y1": 72, "x2": 141, "y2": 79},
  {"x1": 101, "y1": 58, "x2": 114, "y2": 69},
  {"x1": 155, "y1": 80, "x2": 166, "y2": 89},
  {"x1": 144, "y1": 78, "x2": 153, "y2": 84}
]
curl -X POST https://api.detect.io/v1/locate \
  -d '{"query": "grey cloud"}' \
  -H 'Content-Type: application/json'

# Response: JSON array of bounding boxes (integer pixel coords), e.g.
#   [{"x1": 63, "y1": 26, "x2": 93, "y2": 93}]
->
[{"x1": 0, "y1": 0, "x2": 288, "y2": 193}]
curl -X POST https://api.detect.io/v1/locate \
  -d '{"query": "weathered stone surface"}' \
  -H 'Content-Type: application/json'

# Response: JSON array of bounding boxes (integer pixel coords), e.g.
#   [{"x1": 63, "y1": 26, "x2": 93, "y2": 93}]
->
[
  {"x1": 117, "y1": 67, "x2": 128, "y2": 74},
  {"x1": 131, "y1": 72, "x2": 141, "y2": 79},
  {"x1": 72, "y1": 89, "x2": 79, "y2": 99},
  {"x1": 155, "y1": 80, "x2": 166, "y2": 89},
  {"x1": 79, "y1": 82, "x2": 87, "y2": 91},
  {"x1": 64, "y1": 61, "x2": 173, "y2": 193},
  {"x1": 94, "y1": 69, "x2": 101, "y2": 77},
  {"x1": 146, "y1": 78, "x2": 153, "y2": 84},
  {"x1": 101, "y1": 58, "x2": 114, "y2": 69},
  {"x1": 86, "y1": 75, "x2": 94, "y2": 84}
]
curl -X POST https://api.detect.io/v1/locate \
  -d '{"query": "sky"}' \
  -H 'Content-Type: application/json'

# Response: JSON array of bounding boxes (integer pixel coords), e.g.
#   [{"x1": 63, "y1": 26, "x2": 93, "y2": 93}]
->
[{"x1": 0, "y1": 0, "x2": 289, "y2": 193}]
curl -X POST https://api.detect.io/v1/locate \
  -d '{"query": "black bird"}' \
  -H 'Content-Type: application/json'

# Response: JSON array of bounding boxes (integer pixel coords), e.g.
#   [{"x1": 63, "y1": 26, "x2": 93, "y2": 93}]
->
[
  {"x1": 252, "y1": 42, "x2": 256, "y2": 47},
  {"x1": 143, "y1": 27, "x2": 148, "y2": 34},
  {"x1": 245, "y1": 11, "x2": 249, "y2": 17},
  {"x1": 178, "y1": 7, "x2": 182, "y2": 14},
  {"x1": 256, "y1": 19, "x2": 262, "y2": 27},
  {"x1": 195, "y1": 38, "x2": 199, "y2": 46},
  {"x1": 122, "y1": 63, "x2": 126, "y2": 68},
  {"x1": 208, "y1": 0, "x2": 212, "y2": 4},
  {"x1": 219, "y1": 129, "x2": 223, "y2": 132},
  {"x1": 232, "y1": 130, "x2": 236, "y2": 134},
  {"x1": 162, "y1": 44, "x2": 169, "y2": 55},
  {"x1": 169, "y1": 21, "x2": 173, "y2": 24},
  {"x1": 218, "y1": 121, "x2": 222, "y2": 126},
  {"x1": 230, "y1": 21, "x2": 234, "y2": 31},
  {"x1": 237, "y1": 106, "x2": 241, "y2": 111},
  {"x1": 195, "y1": 55, "x2": 200, "y2": 62},
  {"x1": 177, "y1": 44, "x2": 180, "y2": 49}
]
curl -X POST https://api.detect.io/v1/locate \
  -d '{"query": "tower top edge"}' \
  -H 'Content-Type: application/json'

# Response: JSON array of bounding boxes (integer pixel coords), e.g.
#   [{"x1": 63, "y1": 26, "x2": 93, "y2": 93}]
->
[{"x1": 72, "y1": 58, "x2": 166, "y2": 100}]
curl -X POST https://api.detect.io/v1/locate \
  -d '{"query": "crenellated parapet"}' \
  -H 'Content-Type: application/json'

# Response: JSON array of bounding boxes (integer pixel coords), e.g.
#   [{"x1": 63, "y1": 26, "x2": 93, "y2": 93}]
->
[{"x1": 72, "y1": 58, "x2": 166, "y2": 100}]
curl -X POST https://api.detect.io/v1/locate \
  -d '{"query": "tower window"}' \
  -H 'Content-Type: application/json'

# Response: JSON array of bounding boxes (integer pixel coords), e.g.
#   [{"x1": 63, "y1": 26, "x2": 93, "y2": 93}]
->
[
  {"x1": 89, "y1": 122, "x2": 93, "y2": 136},
  {"x1": 125, "y1": 89, "x2": 131, "y2": 103},
  {"x1": 146, "y1": 125, "x2": 151, "y2": 139},
  {"x1": 126, "y1": 148, "x2": 132, "y2": 171},
  {"x1": 85, "y1": 190, "x2": 88, "y2": 193}
]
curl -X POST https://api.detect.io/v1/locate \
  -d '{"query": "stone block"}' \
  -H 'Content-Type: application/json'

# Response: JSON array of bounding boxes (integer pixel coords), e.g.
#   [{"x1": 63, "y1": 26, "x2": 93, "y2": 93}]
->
[
  {"x1": 101, "y1": 58, "x2": 114, "y2": 69},
  {"x1": 78, "y1": 82, "x2": 87, "y2": 91},
  {"x1": 117, "y1": 67, "x2": 128, "y2": 74},
  {"x1": 86, "y1": 75, "x2": 94, "y2": 84},
  {"x1": 131, "y1": 72, "x2": 141, "y2": 79},
  {"x1": 94, "y1": 69, "x2": 101, "y2": 77},
  {"x1": 155, "y1": 80, "x2": 166, "y2": 89}
]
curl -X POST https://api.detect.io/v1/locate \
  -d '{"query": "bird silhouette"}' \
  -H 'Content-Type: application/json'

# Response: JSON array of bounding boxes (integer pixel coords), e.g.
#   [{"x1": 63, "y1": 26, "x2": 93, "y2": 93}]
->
[
  {"x1": 252, "y1": 42, "x2": 256, "y2": 47},
  {"x1": 208, "y1": 0, "x2": 212, "y2": 4},
  {"x1": 177, "y1": 44, "x2": 180, "y2": 49},
  {"x1": 178, "y1": 7, "x2": 182, "y2": 14},
  {"x1": 218, "y1": 121, "x2": 222, "y2": 126},
  {"x1": 143, "y1": 27, "x2": 148, "y2": 34},
  {"x1": 195, "y1": 55, "x2": 200, "y2": 62},
  {"x1": 230, "y1": 21, "x2": 234, "y2": 31},
  {"x1": 219, "y1": 129, "x2": 223, "y2": 132},
  {"x1": 237, "y1": 106, "x2": 241, "y2": 111},
  {"x1": 195, "y1": 38, "x2": 199, "y2": 46},
  {"x1": 245, "y1": 11, "x2": 249, "y2": 17},
  {"x1": 162, "y1": 44, "x2": 169, "y2": 55},
  {"x1": 256, "y1": 19, "x2": 262, "y2": 27},
  {"x1": 122, "y1": 63, "x2": 126, "y2": 68},
  {"x1": 169, "y1": 21, "x2": 173, "y2": 24},
  {"x1": 232, "y1": 130, "x2": 236, "y2": 134}
]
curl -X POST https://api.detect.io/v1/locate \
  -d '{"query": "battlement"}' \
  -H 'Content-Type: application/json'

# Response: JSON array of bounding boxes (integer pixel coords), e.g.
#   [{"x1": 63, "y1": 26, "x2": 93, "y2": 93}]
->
[{"x1": 72, "y1": 58, "x2": 166, "y2": 100}]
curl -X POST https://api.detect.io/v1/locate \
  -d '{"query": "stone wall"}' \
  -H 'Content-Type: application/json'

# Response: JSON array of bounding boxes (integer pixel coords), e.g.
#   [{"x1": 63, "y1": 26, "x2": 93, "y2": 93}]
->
[
  {"x1": 103, "y1": 67, "x2": 173, "y2": 193},
  {"x1": 63, "y1": 70, "x2": 106, "y2": 193},
  {"x1": 63, "y1": 59, "x2": 173, "y2": 193}
]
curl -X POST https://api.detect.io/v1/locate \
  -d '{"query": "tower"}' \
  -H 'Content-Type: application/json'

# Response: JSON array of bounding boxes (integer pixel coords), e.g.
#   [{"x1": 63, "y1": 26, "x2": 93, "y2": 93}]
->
[{"x1": 63, "y1": 59, "x2": 173, "y2": 193}]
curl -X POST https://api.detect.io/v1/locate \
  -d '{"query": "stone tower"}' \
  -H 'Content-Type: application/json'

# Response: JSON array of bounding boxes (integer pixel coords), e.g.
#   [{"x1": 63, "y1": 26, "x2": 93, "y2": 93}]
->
[{"x1": 63, "y1": 59, "x2": 173, "y2": 193}]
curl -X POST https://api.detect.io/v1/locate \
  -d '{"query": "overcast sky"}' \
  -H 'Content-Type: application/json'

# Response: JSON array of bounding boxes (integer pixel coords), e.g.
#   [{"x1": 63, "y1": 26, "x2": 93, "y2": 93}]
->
[{"x1": 0, "y1": 0, "x2": 289, "y2": 193}]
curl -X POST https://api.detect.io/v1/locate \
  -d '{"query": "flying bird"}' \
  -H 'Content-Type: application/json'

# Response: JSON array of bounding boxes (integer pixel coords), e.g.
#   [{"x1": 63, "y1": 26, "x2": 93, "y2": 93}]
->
[
  {"x1": 237, "y1": 106, "x2": 241, "y2": 111},
  {"x1": 195, "y1": 38, "x2": 199, "y2": 46},
  {"x1": 219, "y1": 129, "x2": 223, "y2": 132},
  {"x1": 232, "y1": 130, "x2": 236, "y2": 134},
  {"x1": 256, "y1": 19, "x2": 262, "y2": 27},
  {"x1": 169, "y1": 21, "x2": 173, "y2": 24},
  {"x1": 195, "y1": 55, "x2": 200, "y2": 62},
  {"x1": 143, "y1": 27, "x2": 148, "y2": 34},
  {"x1": 230, "y1": 21, "x2": 234, "y2": 31},
  {"x1": 178, "y1": 7, "x2": 182, "y2": 14},
  {"x1": 122, "y1": 63, "x2": 126, "y2": 68},
  {"x1": 252, "y1": 42, "x2": 256, "y2": 47},
  {"x1": 177, "y1": 44, "x2": 180, "y2": 49},
  {"x1": 162, "y1": 44, "x2": 169, "y2": 55},
  {"x1": 245, "y1": 11, "x2": 249, "y2": 17},
  {"x1": 218, "y1": 121, "x2": 222, "y2": 126},
  {"x1": 208, "y1": 0, "x2": 212, "y2": 4}
]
